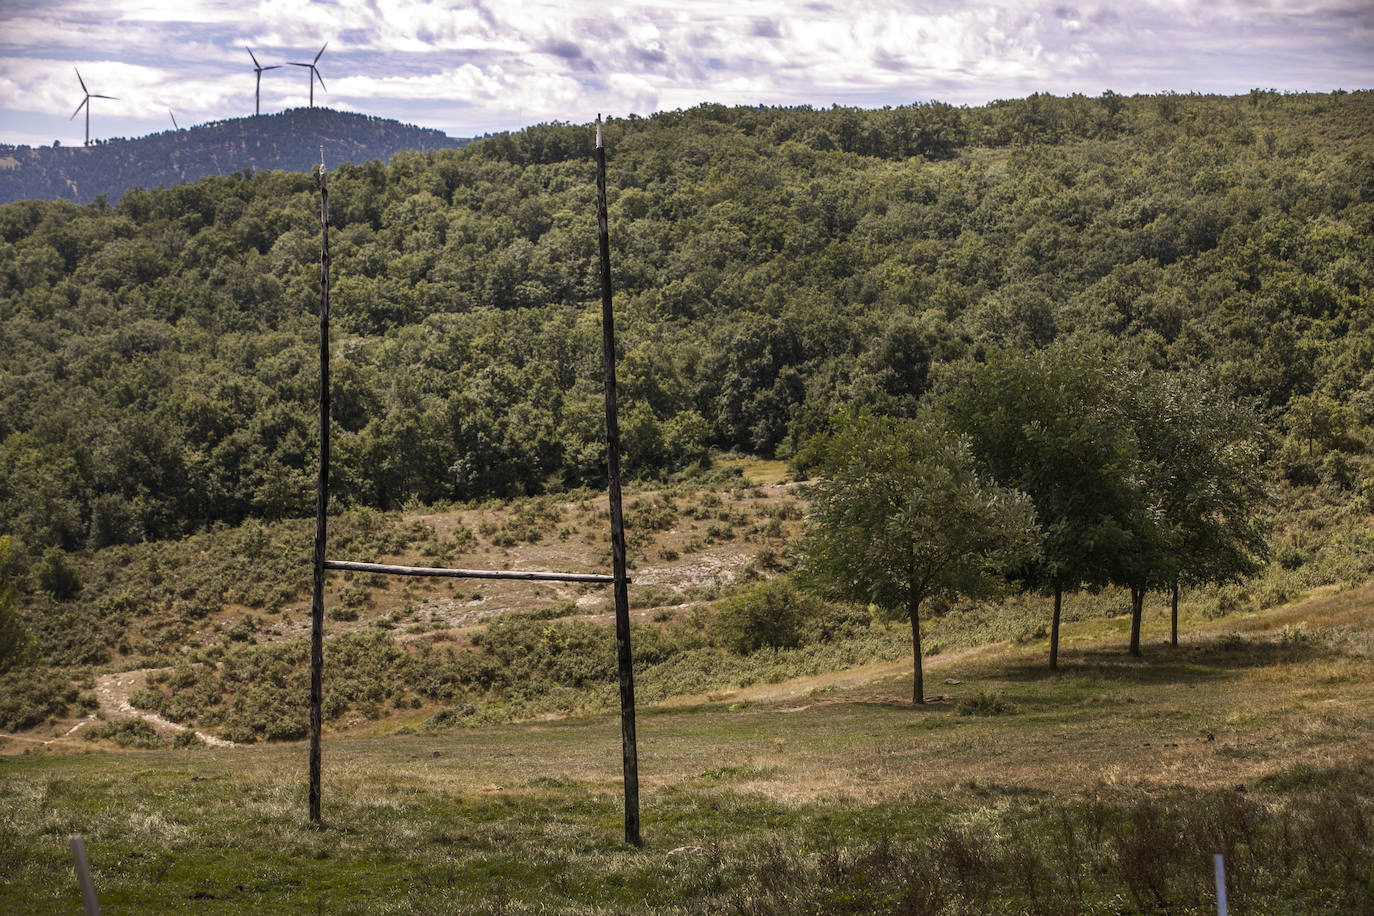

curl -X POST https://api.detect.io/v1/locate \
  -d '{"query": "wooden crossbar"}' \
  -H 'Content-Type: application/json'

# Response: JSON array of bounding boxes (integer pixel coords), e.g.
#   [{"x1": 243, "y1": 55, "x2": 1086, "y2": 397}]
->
[{"x1": 324, "y1": 559, "x2": 618, "y2": 584}]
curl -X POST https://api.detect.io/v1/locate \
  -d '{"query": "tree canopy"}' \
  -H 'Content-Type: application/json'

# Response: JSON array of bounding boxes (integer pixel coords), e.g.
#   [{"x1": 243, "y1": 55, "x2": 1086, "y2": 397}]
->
[
  {"x1": 948, "y1": 346, "x2": 1139, "y2": 666},
  {"x1": 1117, "y1": 368, "x2": 1269, "y2": 651},
  {"x1": 0, "y1": 91, "x2": 1369, "y2": 557},
  {"x1": 798, "y1": 411, "x2": 1038, "y2": 703}
]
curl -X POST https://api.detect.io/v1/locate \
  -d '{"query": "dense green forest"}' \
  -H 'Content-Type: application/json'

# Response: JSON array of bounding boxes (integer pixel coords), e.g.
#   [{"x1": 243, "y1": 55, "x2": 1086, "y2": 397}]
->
[
  {"x1": 0, "y1": 108, "x2": 458, "y2": 206},
  {"x1": 1, "y1": 90, "x2": 1372, "y2": 558}
]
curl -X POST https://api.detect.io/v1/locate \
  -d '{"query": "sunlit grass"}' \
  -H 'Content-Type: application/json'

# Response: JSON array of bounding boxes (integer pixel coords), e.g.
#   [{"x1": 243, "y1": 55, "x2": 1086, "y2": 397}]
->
[
  {"x1": 713, "y1": 457, "x2": 792, "y2": 486},
  {"x1": 4, "y1": 585, "x2": 1372, "y2": 913}
]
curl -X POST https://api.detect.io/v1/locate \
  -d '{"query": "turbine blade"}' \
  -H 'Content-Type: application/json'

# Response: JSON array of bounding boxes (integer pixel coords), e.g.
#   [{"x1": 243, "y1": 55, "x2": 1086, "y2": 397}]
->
[
  {"x1": 246, "y1": 45, "x2": 261, "y2": 68},
  {"x1": 263, "y1": 65, "x2": 282, "y2": 71},
  {"x1": 75, "y1": 68, "x2": 88, "y2": 93},
  {"x1": 71, "y1": 98, "x2": 88, "y2": 119},
  {"x1": 314, "y1": 42, "x2": 327, "y2": 64},
  {"x1": 288, "y1": 61, "x2": 311, "y2": 67},
  {"x1": 92, "y1": 94, "x2": 118, "y2": 100},
  {"x1": 314, "y1": 70, "x2": 326, "y2": 92}
]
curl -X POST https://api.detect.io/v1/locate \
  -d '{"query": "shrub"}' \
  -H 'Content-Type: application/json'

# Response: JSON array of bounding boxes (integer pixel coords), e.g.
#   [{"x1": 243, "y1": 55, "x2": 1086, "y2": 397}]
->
[
  {"x1": 480, "y1": 617, "x2": 615, "y2": 691},
  {"x1": 712, "y1": 579, "x2": 821, "y2": 654},
  {"x1": 1212, "y1": 584, "x2": 1249, "y2": 617},
  {"x1": 1276, "y1": 543, "x2": 1309, "y2": 570},
  {"x1": 508, "y1": 601, "x2": 579, "y2": 622},
  {"x1": 629, "y1": 585, "x2": 679, "y2": 609},
  {"x1": 84, "y1": 717, "x2": 165, "y2": 748},
  {"x1": 0, "y1": 537, "x2": 36, "y2": 673},
  {"x1": 34, "y1": 547, "x2": 81, "y2": 600},
  {"x1": 957, "y1": 689, "x2": 1016, "y2": 716},
  {"x1": 1256, "y1": 578, "x2": 1295, "y2": 610},
  {"x1": 1274, "y1": 437, "x2": 1319, "y2": 485},
  {"x1": 172, "y1": 728, "x2": 204, "y2": 748},
  {"x1": 338, "y1": 586, "x2": 373, "y2": 610},
  {"x1": 805, "y1": 602, "x2": 870, "y2": 643},
  {"x1": 1321, "y1": 451, "x2": 1355, "y2": 491},
  {"x1": 0, "y1": 669, "x2": 77, "y2": 730}
]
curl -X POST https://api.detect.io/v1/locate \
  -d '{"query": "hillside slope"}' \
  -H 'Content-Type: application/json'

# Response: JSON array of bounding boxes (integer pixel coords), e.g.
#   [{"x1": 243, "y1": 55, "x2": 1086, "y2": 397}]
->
[
  {"x1": 0, "y1": 107, "x2": 462, "y2": 205},
  {"x1": 1, "y1": 92, "x2": 1369, "y2": 554}
]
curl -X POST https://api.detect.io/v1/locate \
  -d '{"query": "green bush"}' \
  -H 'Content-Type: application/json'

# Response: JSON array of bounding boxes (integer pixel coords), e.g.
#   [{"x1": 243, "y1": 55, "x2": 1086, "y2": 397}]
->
[
  {"x1": 0, "y1": 669, "x2": 78, "y2": 730},
  {"x1": 34, "y1": 547, "x2": 81, "y2": 600},
  {"x1": 629, "y1": 585, "x2": 680, "y2": 610},
  {"x1": 0, "y1": 536, "x2": 36, "y2": 673},
  {"x1": 1322, "y1": 451, "x2": 1355, "y2": 491},
  {"x1": 712, "y1": 578, "x2": 822, "y2": 654},
  {"x1": 805, "y1": 602, "x2": 870, "y2": 644},
  {"x1": 83, "y1": 717, "x2": 166, "y2": 748},
  {"x1": 479, "y1": 617, "x2": 615, "y2": 692},
  {"x1": 957, "y1": 689, "x2": 1016, "y2": 716}
]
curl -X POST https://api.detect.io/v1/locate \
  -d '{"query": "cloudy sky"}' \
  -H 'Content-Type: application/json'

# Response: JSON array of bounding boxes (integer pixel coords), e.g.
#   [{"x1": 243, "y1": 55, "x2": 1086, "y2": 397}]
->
[{"x1": 1, "y1": 0, "x2": 1371, "y2": 146}]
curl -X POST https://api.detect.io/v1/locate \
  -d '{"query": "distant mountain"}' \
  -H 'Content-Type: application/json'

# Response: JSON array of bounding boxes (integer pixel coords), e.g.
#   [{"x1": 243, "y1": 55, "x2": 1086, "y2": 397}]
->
[{"x1": 0, "y1": 108, "x2": 465, "y2": 205}]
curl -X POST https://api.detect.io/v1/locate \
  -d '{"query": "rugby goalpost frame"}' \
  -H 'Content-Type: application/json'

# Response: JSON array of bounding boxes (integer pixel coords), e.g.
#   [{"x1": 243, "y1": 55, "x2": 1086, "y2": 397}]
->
[{"x1": 308, "y1": 120, "x2": 642, "y2": 845}]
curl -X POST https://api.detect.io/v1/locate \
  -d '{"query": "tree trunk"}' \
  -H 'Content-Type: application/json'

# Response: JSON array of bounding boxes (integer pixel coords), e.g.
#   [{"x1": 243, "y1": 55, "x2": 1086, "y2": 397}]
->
[
  {"x1": 1128, "y1": 586, "x2": 1143, "y2": 657},
  {"x1": 1170, "y1": 579, "x2": 1179, "y2": 647},
  {"x1": 909, "y1": 601, "x2": 924, "y2": 705},
  {"x1": 1050, "y1": 586, "x2": 1062, "y2": 670}
]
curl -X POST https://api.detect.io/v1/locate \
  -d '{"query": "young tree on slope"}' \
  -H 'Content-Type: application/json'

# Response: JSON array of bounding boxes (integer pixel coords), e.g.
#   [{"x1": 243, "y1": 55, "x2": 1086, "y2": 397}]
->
[{"x1": 798, "y1": 411, "x2": 1038, "y2": 704}]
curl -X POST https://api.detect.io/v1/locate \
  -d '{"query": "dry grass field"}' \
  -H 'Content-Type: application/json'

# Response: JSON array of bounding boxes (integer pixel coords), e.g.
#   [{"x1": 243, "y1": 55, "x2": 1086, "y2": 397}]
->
[{"x1": 3, "y1": 576, "x2": 1372, "y2": 913}]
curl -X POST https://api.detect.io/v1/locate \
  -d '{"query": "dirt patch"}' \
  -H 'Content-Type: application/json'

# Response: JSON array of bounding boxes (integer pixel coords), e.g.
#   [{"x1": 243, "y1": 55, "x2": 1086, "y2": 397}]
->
[
  {"x1": 631, "y1": 549, "x2": 753, "y2": 591},
  {"x1": 85, "y1": 669, "x2": 236, "y2": 748}
]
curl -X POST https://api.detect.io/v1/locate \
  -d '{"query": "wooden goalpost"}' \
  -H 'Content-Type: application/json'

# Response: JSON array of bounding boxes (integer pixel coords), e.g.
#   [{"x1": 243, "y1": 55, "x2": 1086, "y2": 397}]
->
[{"x1": 307, "y1": 119, "x2": 642, "y2": 845}]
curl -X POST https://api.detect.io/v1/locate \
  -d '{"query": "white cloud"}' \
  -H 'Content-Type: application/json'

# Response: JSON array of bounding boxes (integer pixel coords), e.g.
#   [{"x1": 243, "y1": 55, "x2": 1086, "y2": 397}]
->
[
  {"x1": 1, "y1": 0, "x2": 1370, "y2": 142},
  {"x1": 0, "y1": 58, "x2": 226, "y2": 119}
]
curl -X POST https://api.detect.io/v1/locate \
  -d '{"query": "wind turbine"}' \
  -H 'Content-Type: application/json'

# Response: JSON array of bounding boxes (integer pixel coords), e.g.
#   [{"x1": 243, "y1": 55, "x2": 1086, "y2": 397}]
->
[
  {"x1": 70, "y1": 68, "x2": 117, "y2": 146},
  {"x1": 246, "y1": 46, "x2": 281, "y2": 116},
  {"x1": 288, "y1": 43, "x2": 327, "y2": 108}
]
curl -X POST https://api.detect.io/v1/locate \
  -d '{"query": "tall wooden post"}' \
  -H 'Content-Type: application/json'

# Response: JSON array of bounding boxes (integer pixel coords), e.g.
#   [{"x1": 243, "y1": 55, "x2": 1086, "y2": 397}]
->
[
  {"x1": 309, "y1": 155, "x2": 331, "y2": 824},
  {"x1": 595, "y1": 116, "x2": 641, "y2": 846}
]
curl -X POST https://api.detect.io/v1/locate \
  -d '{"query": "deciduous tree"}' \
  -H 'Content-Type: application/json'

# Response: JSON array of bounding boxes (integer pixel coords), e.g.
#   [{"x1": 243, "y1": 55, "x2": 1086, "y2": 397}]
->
[
  {"x1": 1121, "y1": 370, "x2": 1269, "y2": 648},
  {"x1": 798, "y1": 412, "x2": 1038, "y2": 703},
  {"x1": 949, "y1": 346, "x2": 1139, "y2": 668}
]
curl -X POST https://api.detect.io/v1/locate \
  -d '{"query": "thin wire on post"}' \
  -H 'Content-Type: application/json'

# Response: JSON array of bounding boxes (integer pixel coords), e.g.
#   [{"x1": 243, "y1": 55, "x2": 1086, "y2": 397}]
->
[
  {"x1": 596, "y1": 114, "x2": 642, "y2": 846},
  {"x1": 309, "y1": 154, "x2": 330, "y2": 825}
]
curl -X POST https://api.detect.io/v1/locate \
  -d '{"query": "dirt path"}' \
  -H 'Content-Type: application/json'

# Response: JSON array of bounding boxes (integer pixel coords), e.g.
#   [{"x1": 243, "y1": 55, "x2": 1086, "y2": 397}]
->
[{"x1": 73, "y1": 669, "x2": 236, "y2": 748}]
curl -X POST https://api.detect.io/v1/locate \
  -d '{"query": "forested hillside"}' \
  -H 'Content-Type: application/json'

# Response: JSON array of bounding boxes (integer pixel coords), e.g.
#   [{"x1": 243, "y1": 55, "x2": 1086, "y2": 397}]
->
[
  {"x1": 1, "y1": 90, "x2": 1371, "y2": 555},
  {"x1": 0, "y1": 108, "x2": 458, "y2": 206}
]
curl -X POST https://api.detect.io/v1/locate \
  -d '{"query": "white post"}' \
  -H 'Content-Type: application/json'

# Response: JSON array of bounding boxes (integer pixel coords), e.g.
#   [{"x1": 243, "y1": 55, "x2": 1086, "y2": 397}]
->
[
  {"x1": 1214, "y1": 853, "x2": 1228, "y2": 916},
  {"x1": 69, "y1": 834, "x2": 100, "y2": 916}
]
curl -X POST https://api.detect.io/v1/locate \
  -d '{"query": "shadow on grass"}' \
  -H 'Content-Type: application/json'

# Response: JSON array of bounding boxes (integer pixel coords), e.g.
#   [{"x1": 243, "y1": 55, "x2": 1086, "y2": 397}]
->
[{"x1": 994, "y1": 633, "x2": 1332, "y2": 689}]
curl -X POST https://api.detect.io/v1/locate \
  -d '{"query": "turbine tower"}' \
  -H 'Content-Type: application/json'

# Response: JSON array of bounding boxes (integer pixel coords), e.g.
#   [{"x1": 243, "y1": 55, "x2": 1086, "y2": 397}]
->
[
  {"x1": 246, "y1": 46, "x2": 281, "y2": 116},
  {"x1": 70, "y1": 68, "x2": 117, "y2": 147},
  {"x1": 288, "y1": 43, "x2": 328, "y2": 108}
]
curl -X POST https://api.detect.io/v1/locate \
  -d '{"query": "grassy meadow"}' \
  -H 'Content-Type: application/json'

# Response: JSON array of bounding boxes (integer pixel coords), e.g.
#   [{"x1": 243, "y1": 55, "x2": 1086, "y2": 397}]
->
[
  {"x1": 4, "y1": 467, "x2": 1374, "y2": 912},
  {"x1": 3, "y1": 92, "x2": 1374, "y2": 913},
  {"x1": 3, "y1": 561, "x2": 1373, "y2": 913}
]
